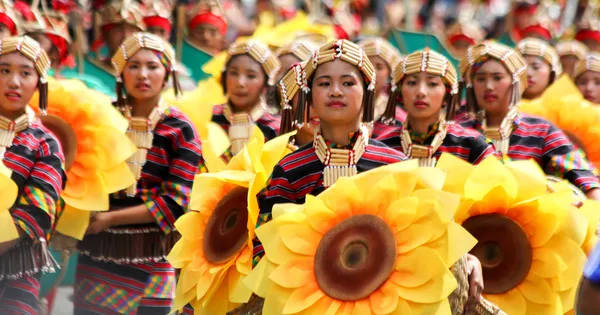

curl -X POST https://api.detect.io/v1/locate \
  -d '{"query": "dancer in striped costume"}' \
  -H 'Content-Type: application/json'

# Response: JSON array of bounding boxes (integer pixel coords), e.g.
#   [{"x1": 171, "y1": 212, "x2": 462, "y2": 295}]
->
[
  {"x1": 377, "y1": 49, "x2": 494, "y2": 166},
  {"x1": 358, "y1": 37, "x2": 406, "y2": 139},
  {"x1": 211, "y1": 40, "x2": 281, "y2": 156},
  {"x1": 74, "y1": 33, "x2": 202, "y2": 315},
  {"x1": 0, "y1": 36, "x2": 65, "y2": 315},
  {"x1": 574, "y1": 53, "x2": 600, "y2": 105},
  {"x1": 459, "y1": 41, "x2": 600, "y2": 199}
]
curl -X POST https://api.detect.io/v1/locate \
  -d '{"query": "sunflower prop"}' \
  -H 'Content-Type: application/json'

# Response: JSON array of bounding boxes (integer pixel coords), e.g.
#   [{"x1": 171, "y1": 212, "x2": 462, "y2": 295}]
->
[
  {"x1": 167, "y1": 126, "x2": 295, "y2": 314},
  {"x1": 30, "y1": 77, "x2": 137, "y2": 240},
  {"x1": 437, "y1": 153, "x2": 588, "y2": 314},
  {"x1": 520, "y1": 75, "x2": 600, "y2": 168},
  {"x1": 0, "y1": 162, "x2": 19, "y2": 242},
  {"x1": 244, "y1": 160, "x2": 478, "y2": 315}
]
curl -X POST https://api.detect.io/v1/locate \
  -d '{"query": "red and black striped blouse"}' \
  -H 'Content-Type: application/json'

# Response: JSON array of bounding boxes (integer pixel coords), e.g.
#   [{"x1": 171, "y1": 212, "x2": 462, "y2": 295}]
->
[
  {"x1": 376, "y1": 122, "x2": 495, "y2": 165},
  {"x1": 459, "y1": 113, "x2": 600, "y2": 192},
  {"x1": 212, "y1": 103, "x2": 281, "y2": 141}
]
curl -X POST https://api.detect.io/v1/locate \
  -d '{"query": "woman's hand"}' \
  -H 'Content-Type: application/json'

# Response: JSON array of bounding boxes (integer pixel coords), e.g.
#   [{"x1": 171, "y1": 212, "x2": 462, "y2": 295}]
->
[
  {"x1": 465, "y1": 253, "x2": 484, "y2": 311},
  {"x1": 85, "y1": 212, "x2": 113, "y2": 235}
]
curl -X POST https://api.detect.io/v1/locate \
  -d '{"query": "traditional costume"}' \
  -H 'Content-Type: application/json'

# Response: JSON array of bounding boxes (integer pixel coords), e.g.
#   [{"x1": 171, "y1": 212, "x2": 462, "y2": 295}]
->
[
  {"x1": 377, "y1": 49, "x2": 495, "y2": 166},
  {"x1": 573, "y1": 52, "x2": 600, "y2": 104},
  {"x1": 460, "y1": 41, "x2": 600, "y2": 193},
  {"x1": 212, "y1": 40, "x2": 281, "y2": 156},
  {"x1": 0, "y1": 35, "x2": 65, "y2": 315},
  {"x1": 359, "y1": 37, "x2": 406, "y2": 138},
  {"x1": 518, "y1": 37, "x2": 562, "y2": 96},
  {"x1": 574, "y1": 5, "x2": 600, "y2": 51},
  {"x1": 0, "y1": 0, "x2": 20, "y2": 37},
  {"x1": 556, "y1": 40, "x2": 588, "y2": 78},
  {"x1": 74, "y1": 33, "x2": 202, "y2": 314}
]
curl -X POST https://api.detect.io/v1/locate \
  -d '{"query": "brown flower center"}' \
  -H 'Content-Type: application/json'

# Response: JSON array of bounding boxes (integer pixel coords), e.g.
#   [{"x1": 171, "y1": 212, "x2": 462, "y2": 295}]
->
[
  {"x1": 203, "y1": 186, "x2": 249, "y2": 264},
  {"x1": 314, "y1": 214, "x2": 396, "y2": 301},
  {"x1": 463, "y1": 213, "x2": 532, "y2": 294}
]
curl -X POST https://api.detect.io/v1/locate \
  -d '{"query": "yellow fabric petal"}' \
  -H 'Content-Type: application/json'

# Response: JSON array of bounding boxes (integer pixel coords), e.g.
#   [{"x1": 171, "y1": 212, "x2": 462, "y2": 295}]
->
[
  {"x1": 202, "y1": 170, "x2": 254, "y2": 187},
  {"x1": 365, "y1": 174, "x2": 416, "y2": 216},
  {"x1": 370, "y1": 283, "x2": 400, "y2": 315},
  {"x1": 269, "y1": 257, "x2": 315, "y2": 289},
  {"x1": 465, "y1": 156, "x2": 517, "y2": 201},
  {"x1": 304, "y1": 195, "x2": 338, "y2": 235},
  {"x1": 261, "y1": 131, "x2": 297, "y2": 175},
  {"x1": 544, "y1": 235, "x2": 586, "y2": 292},
  {"x1": 405, "y1": 299, "x2": 451, "y2": 315},
  {"x1": 411, "y1": 189, "x2": 460, "y2": 223},
  {"x1": 257, "y1": 222, "x2": 300, "y2": 265},
  {"x1": 505, "y1": 159, "x2": 548, "y2": 203},
  {"x1": 282, "y1": 281, "x2": 326, "y2": 314},
  {"x1": 436, "y1": 153, "x2": 473, "y2": 195},
  {"x1": 243, "y1": 258, "x2": 276, "y2": 298},
  {"x1": 392, "y1": 247, "x2": 448, "y2": 288},
  {"x1": 485, "y1": 288, "x2": 526, "y2": 315},
  {"x1": 0, "y1": 167, "x2": 19, "y2": 242},
  {"x1": 351, "y1": 299, "x2": 371, "y2": 315},
  {"x1": 531, "y1": 247, "x2": 567, "y2": 279},
  {"x1": 444, "y1": 222, "x2": 477, "y2": 267},
  {"x1": 396, "y1": 224, "x2": 435, "y2": 254},
  {"x1": 385, "y1": 197, "x2": 418, "y2": 233},
  {"x1": 55, "y1": 206, "x2": 91, "y2": 240},
  {"x1": 174, "y1": 211, "x2": 205, "y2": 240},
  {"x1": 279, "y1": 223, "x2": 321, "y2": 256},
  {"x1": 395, "y1": 267, "x2": 457, "y2": 304},
  {"x1": 321, "y1": 177, "x2": 364, "y2": 216},
  {"x1": 517, "y1": 275, "x2": 557, "y2": 305},
  {"x1": 227, "y1": 267, "x2": 253, "y2": 304}
]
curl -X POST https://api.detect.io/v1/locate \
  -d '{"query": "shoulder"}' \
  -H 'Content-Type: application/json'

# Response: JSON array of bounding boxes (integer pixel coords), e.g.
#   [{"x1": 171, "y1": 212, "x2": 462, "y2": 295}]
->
[
  {"x1": 277, "y1": 143, "x2": 319, "y2": 172},
  {"x1": 161, "y1": 107, "x2": 199, "y2": 135},
  {"x1": 25, "y1": 120, "x2": 64, "y2": 158},
  {"x1": 375, "y1": 125, "x2": 403, "y2": 143},
  {"x1": 447, "y1": 123, "x2": 483, "y2": 139},
  {"x1": 257, "y1": 112, "x2": 281, "y2": 136},
  {"x1": 212, "y1": 103, "x2": 225, "y2": 116}
]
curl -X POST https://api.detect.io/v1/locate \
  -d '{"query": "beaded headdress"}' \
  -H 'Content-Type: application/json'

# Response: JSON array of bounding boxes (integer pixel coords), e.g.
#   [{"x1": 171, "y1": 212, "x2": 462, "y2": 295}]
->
[
  {"x1": 359, "y1": 37, "x2": 402, "y2": 72},
  {"x1": 518, "y1": 37, "x2": 562, "y2": 83},
  {"x1": 575, "y1": 3, "x2": 600, "y2": 45},
  {"x1": 112, "y1": 32, "x2": 180, "y2": 106},
  {"x1": 573, "y1": 53, "x2": 600, "y2": 80},
  {"x1": 100, "y1": 0, "x2": 145, "y2": 31},
  {"x1": 0, "y1": 36, "x2": 50, "y2": 112},
  {"x1": 383, "y1": 48, "x2": 459, "y2": 124},
  {"x1": 278, "y1": 61, "x2": 306, "y2": 134},
  {"x1": 464, "y1": 41, "x2": 528, "y2": 114},
  {"x1": 292, "y1": 39, "x2": 376, "y2": 130},
  {"x1": 275, "y1": 40, "x2": 315, "y2": 62},
  {"x1": 556, "y1": 40, "x2": 588, "y2": 60},
  {"x1": 223, "y1": 40, "x2": 281, "y2": 87}
]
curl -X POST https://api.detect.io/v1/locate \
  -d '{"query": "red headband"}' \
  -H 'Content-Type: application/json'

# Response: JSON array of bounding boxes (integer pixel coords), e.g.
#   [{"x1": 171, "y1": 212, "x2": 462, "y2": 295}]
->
[
  {"x1": 0, "y1": 13, "x2": 16, "y2": 35},
  {"x1": 521, "y1": 25, "x2": 552, "y2": 41},
  {"x1": 188, "y1": 12, "x2": 227, "y2": 36},
  {"x1": 575, "y1": 29, "x2": 600, "y2": 45},
  {"x1": 46, "y1": 33, "x2": 72, "y2": 66},
  {"x1": 448, "y1": 34, "x2": 476, "y2": 46},
  {"x1": 515, "y1": 5, "x2": 537, "y2": 15},
  {"x1": 144, "y1": 16, "x2": 172, "y2": 34}
]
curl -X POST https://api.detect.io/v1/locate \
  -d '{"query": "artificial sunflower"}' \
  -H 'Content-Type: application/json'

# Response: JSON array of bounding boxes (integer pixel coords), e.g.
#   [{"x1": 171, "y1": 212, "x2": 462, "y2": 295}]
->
[
  {"x1": 245, "y1": 160, "x2": 477, "y2": 315},
  {"x1": 520, "y1": 75, "x2": 600, "y2": 167},
  {"x1": 167, "y1": 126, "x2": 294, "y2": 314},
  {"x1": 0, "y1": 162, "x2": 18, "y2": 242},
  {"x1": 29, "y1": 77, "x2": 136, "y2": 239},
  {"x1": 437, "y1": 153, "x2": 588, "y2": 314}
]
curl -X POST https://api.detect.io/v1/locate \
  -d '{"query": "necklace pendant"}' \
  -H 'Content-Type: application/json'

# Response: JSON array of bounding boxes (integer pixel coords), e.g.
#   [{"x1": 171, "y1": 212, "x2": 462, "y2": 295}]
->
[
  {"x1": 229, "y1": 122, "x2": 253, "y2": 155},
  {"x1": 323, "y1": 165, "x2": 357, "y2": 187}
]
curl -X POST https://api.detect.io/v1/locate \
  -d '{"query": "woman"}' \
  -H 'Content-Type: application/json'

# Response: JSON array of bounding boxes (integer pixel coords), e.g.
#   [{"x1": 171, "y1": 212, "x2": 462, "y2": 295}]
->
[
  {"x1": 359, "y1": 37, "x2": 406, "y2": 138},
  {"x1": 0, "y1": 35, "x2": 65, "y2": 314},
  {"x1": 74, "y1": 33, "x2": 202, "y2": 314},
  {"x1": 275, "y1": 39, "x2": 315, "y2": 82},
  {"x1": 556, "y1": 40, "x2": 588, "y2": 78},
  {"x1": 518, "y1": 38, "x2": 562, "y2": 100},
  {"x1": 460, "y1": 41, "x2": 600, "y2": 199},
  {"x1": 574, "y1": 53, "x2": 600, "y2": 104},
  {"x1": 257, "y1": 40, "x2": 491, "y2": 315},
  {"x1": 377, "y1": 49, "x2": 495, "y2": 166},
  {"x1": 213, "y1": 40, "x2": 281, "y2": 155}
]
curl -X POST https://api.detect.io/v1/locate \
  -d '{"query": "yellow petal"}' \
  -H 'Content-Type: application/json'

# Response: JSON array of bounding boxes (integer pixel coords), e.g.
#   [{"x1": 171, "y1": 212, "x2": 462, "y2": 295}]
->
[
  {"x1": 321, "y1": 177, "x2": 364, "y2": 216},
  {"x1": 244, "y1": 258, "x2": 275, "y2": 298},
  {"x1": 436, "y1": 153, "x2": 473, "y2": 195},
  {"x1": 385, "y1": 197, "x2": 418, "y2": 233},
  {"x1": 531, "y1": 247, "x2": 567, "y2": 279},
  {"x1": 505, "y1": 159, "x2": 548, "y2": 202},
  {"x1": 370, "y1": 283, "x2": 400, "y2": 315},
  {"x1": 174, "y1": 211, "x2": 205, "y2": 240},
  {"x1": 304, "y1": 195, "x2": 338, "y2": 235},
  {"x1": 523, "y1": 297, "x2": 562, "y2": 315},
  {"x1": 395, "y1": 268, "x2": 457, "y2": 304},
  {"x1": 365, "y1": 174, "x2": 417, "y2": 216},
  {"x1": 485, "y1": 288, "x2": 526, "y2": 315},
  {"x1": 258, "y1": 223, "x2": 300, "y2": 265},
  {"x1": 517, "y1": 275, "x2": 557, "y2": 305},
  {"x1": 465, "y1": 156, "x2": 517, "y2": 201},
  {"x1": 0, "y1": 210, "x2": 18, "y2": 243},
  {"x1": 282, "y1": 281, "x2": 326, "y2": 314},
  {"x1": 404, "y1": 297, "x2": 451, "y2": 315},
  {"x1": 396, "y1": 224, "x2": 435, "y2": 254},
  {"x1": 227, "y1": 267, "x2": 253, "y2": 304},
  {"x1": 279, "y1": 222, "x2": 322, "y2": 256},
  {"x1": 203, "y1": 170, "x2": 254, "y2": 187},
  {"x1": 445, "y1": 222, "x2": 477, "y2": 267},
  {"x1": 261, "y1": 131, "x2": 297, "y2": 175},
  {"x1": 269, "y1": 257, "x2": 315, "y2": 289},
  {"x1": 544, "y1": 235, "x2": 586, "y2": 291},
  {"x1": 351, "y1": 299, "x2": 371, "y2": 315},
  {"x1": 392, "y1": 247, "x2": 447, "y2": 288},
  {"x1": 54, "y1": 206, "x2": 91, "y2": 240}
]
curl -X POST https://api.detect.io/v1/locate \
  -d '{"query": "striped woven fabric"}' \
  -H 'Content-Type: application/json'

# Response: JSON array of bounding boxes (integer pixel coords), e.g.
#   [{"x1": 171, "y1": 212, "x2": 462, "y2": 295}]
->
[
  {"x1": 0, "y1": 121, "x2": 65, "y2": 314},
  {"x1": 212, "y1": 104, "x2": 281, "y2": 141},
  {"x1": 371, "y1": 106, "x2": 406, "y2": 139},
  {"x1": 376, "y1": 122, "x2": 495, "y2": 165},
  {"x1": 459, "y1": 113, "x2": 600, "y2": 192}
]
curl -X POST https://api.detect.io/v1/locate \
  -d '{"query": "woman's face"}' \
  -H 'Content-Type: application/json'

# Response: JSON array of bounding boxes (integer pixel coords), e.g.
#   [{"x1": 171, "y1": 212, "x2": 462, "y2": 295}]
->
[
  {"x1": 472, "y1": 59, "x2": 514, "y2": 113},
  {"x1": 523, "y1": 55, "x2": 552, "y2": 99},
  {"x1": 190, "y1": 23, "x2": 224, "y2": 54},
  {"x1": 122, "y1": 49, "x2": 167, "y2": 102},
  {"x1": 277, "y1": 54, "x2": 300, "y2": 82},
  {"x1": 401, "y1": 72, "x2": 446, "y2": 121},
  {"x1": 225, "y1": 55, "x2": 266, "y2": 112},
  {"x1": 576, "y1": 70, "x2": 600, "y2": 104},
  {"x1": 560, "y1": 55, "x2": 580, "y2": 78},
  {"x1": 0, "y1": 52, "x2": 39, "y2": 119},
  {"x1": 311, "y1": 59, "x2": 364, "y2": 127},
  {"x1": 370, "y1": 55, "x2": 390, "y2": 97}
]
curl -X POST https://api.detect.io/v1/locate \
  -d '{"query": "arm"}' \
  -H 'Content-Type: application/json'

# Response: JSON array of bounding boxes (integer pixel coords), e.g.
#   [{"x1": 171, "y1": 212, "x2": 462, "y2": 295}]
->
[
  {"x1": 258, "y1": 164, "x2": 298, "y2": 216},
  {"x1": 2, "y1": 134, "x2": 65, "y2": 255},
  {"x1": 469, "y1": 135, "x2": 496, "y2": 165}
]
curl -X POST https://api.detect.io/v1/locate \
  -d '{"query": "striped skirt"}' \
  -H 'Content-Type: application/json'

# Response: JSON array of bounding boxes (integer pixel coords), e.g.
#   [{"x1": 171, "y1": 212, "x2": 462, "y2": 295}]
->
[
  {"x1": 0, "y1": 275, "x2": 41, "y2": 315},
  {"x1": 74, "y1": 255, "x2": 175, "y2": 315}
]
